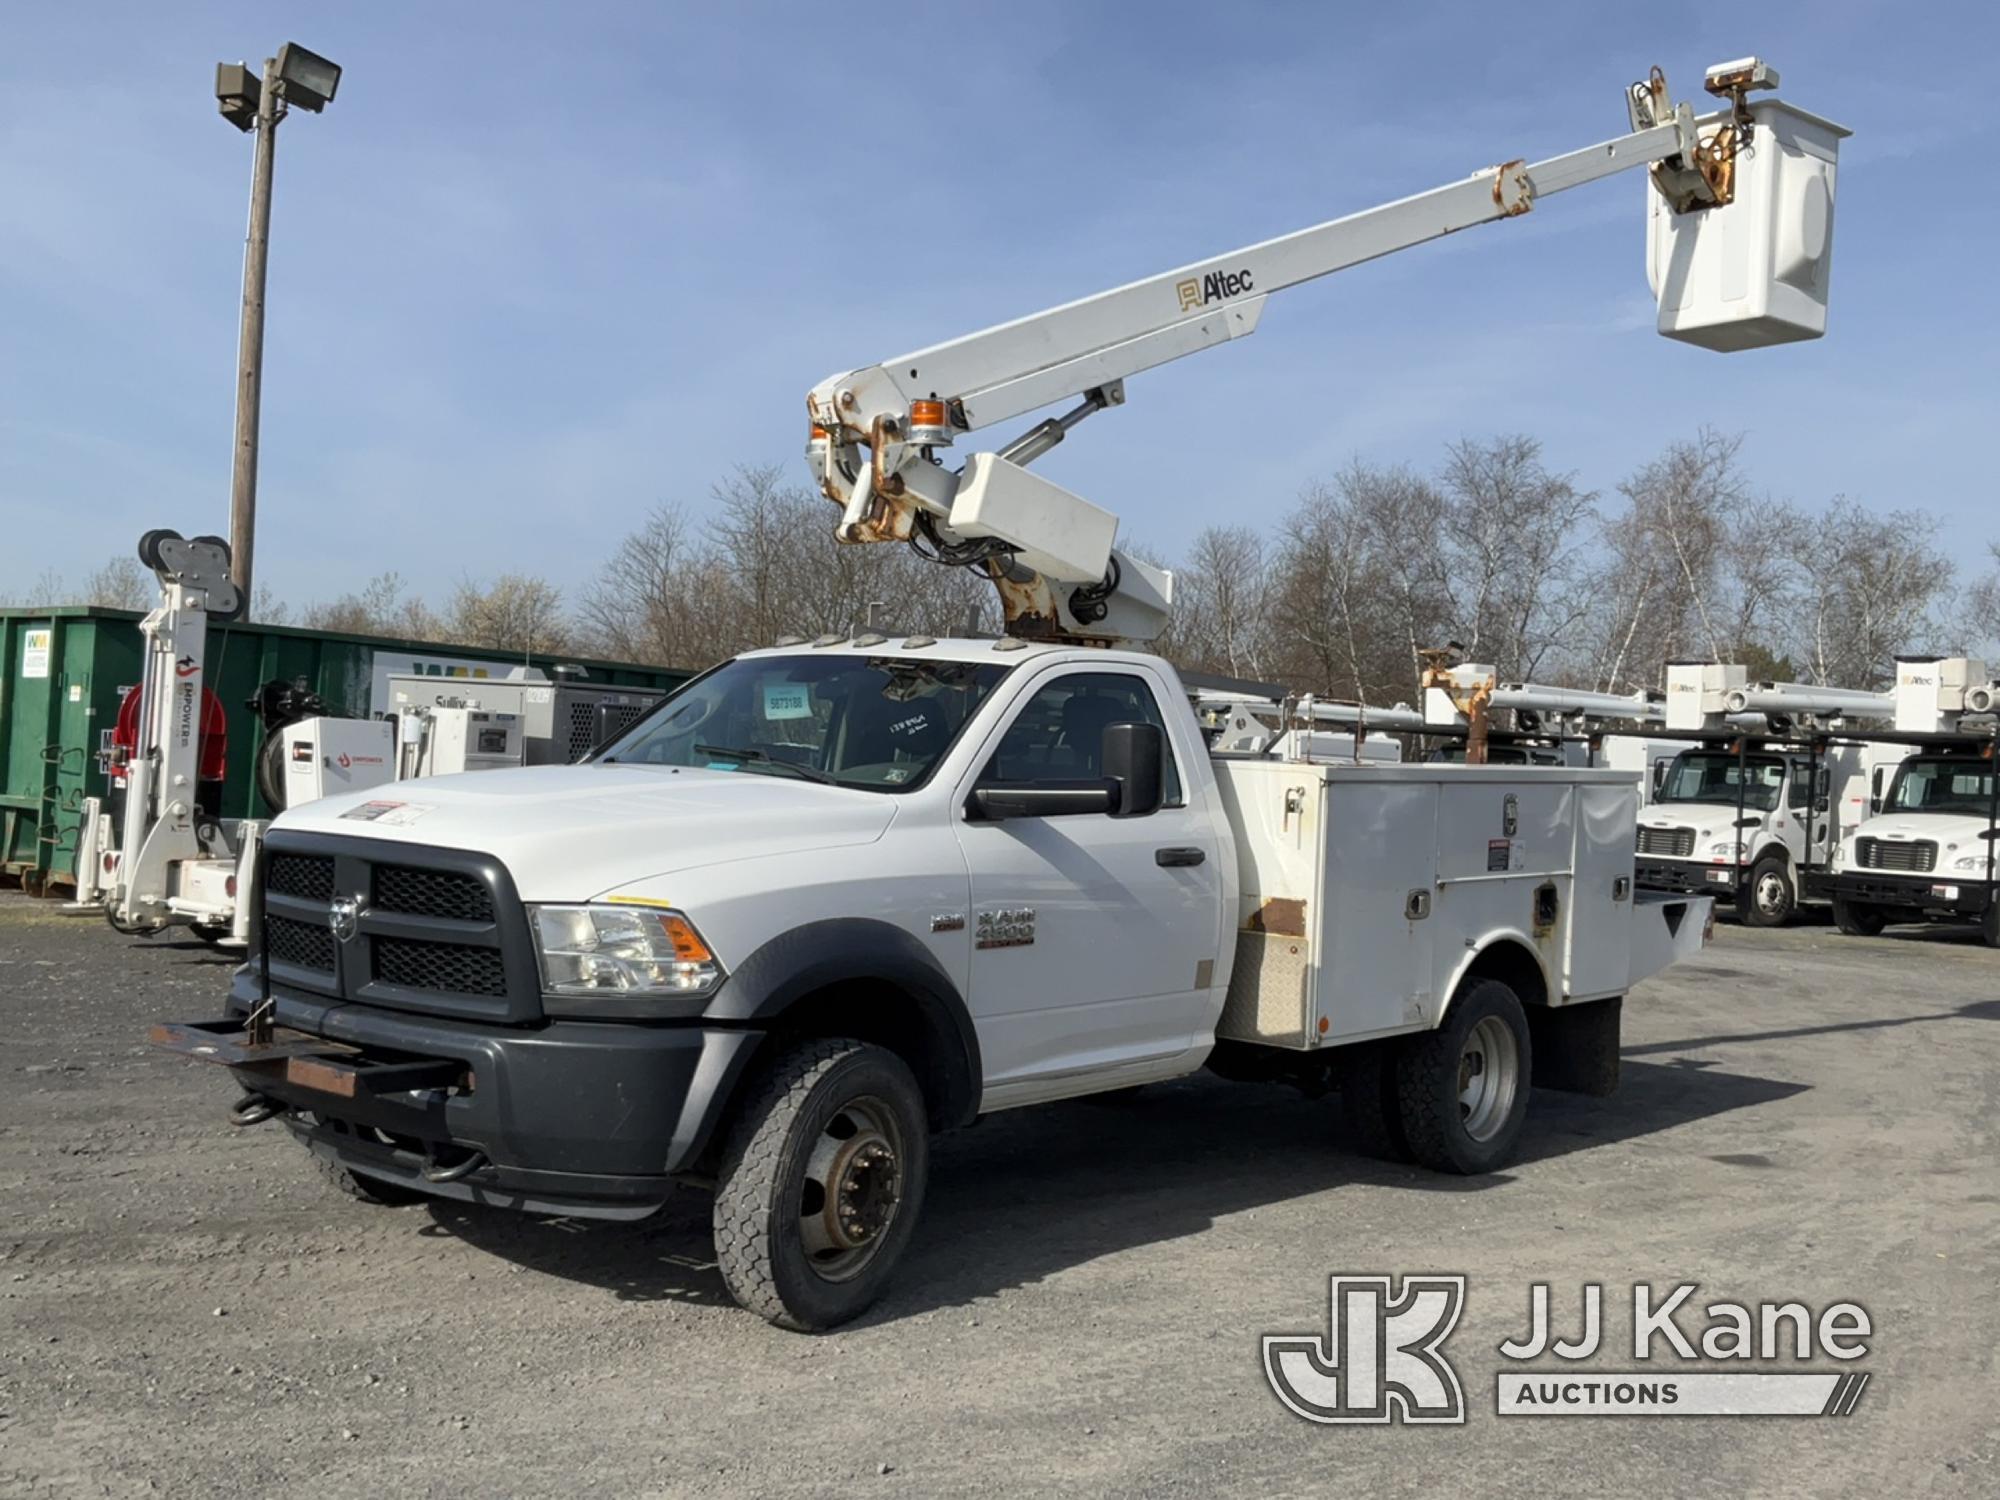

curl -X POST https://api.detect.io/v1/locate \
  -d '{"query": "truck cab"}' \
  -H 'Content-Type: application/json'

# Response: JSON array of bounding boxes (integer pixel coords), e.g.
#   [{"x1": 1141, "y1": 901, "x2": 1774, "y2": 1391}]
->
[
  {"x1": 1817, "y1": 751, "x2": 2000, "y2": 943},
  {"x1": 1634, "y1": 745, "x2": 1836, "y2": 925}
]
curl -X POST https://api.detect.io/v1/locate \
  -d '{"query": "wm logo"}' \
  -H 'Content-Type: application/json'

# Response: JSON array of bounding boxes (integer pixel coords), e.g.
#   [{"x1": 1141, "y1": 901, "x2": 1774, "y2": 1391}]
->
[{"x1": 1264, "y1": 1275, "x2": 1466, "y2": 1424}]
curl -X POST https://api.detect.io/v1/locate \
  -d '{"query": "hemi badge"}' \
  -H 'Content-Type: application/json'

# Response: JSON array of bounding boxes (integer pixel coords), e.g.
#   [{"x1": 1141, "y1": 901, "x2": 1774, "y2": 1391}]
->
[{"x1": 930, "y1": 913, "x2": 966, "y2": 933}]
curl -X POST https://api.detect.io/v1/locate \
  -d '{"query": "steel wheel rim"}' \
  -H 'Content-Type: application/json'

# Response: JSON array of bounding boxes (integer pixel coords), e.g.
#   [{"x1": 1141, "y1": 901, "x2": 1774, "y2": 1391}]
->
[
  {"x1": 1755, "y1": 871, "x2": 1788, "y2": 918},
  {"x1": 1457, "y1": 1016, "x2": 1520, "y2": 1143},
  {"x1": 798, "y1": 1094, "x2": 905, "y2": 1283}
]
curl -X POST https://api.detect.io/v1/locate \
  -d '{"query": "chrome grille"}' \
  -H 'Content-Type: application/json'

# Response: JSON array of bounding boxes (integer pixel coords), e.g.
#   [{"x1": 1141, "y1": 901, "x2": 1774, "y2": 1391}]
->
[
  {"x1": 1636, "y1": 826, "x2": 1696, "y2": 858},
  {"x1": 1855, "y1": 837, "x2": 1936, "y2": 873}
]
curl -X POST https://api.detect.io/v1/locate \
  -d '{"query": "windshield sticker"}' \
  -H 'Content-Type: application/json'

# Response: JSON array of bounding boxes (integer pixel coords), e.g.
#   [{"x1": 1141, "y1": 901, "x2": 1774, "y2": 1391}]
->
[
  {"x1": 762, "y1": 680, "x2": 812, "y2": 721},
  {"x1": 705, "y1": 760, "x2": 739, "y2": 772},
  {"x1": 339, "y1": 800, "x2": 437, "y2": 826}
]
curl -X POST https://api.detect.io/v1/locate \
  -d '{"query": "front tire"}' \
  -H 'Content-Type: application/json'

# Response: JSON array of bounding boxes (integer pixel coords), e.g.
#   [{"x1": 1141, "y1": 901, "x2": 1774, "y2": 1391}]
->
[
  {"x1": 311, "y1": 1150, "x2": 429, "y2": 1206},
  {"x1": 712, "y1": 1039, "x2": 929, "y2": 1332},
  {"x1": 1738, "y1": 854, "x2": 1795, "y2": 927},
  {"x1": 1982, "y1": 903, "x2": 2000, "y2": 949},
  {"x1": 1832, "y1": 897, "x2": 1888, "y2": 937},
  {"x1": 1394, "y1": 979, "x2": 1531, "y2": 1175}
]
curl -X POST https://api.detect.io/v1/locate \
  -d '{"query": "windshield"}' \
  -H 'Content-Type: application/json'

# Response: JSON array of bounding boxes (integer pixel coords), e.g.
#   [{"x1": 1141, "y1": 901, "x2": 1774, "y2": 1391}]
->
[
  {"x1": 1883, "y1": 757, "x2": 1998, "y2": 817},
  {"x1": 598, "y1": 654, "x2": 1010, "y2": 792},
  {"x1": 1657, "y1": 751, "x2": 1786, "y2": 812}
]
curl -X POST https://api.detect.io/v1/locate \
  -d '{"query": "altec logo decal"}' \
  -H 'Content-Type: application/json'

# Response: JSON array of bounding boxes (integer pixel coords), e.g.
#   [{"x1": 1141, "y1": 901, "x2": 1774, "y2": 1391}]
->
[
  {"x1": 1176, "y1": 267, "x2": 1254, "y2": 312},
  {"x1": 1265, "y1": 1278, "x2": 1875, "y2": 1423}
]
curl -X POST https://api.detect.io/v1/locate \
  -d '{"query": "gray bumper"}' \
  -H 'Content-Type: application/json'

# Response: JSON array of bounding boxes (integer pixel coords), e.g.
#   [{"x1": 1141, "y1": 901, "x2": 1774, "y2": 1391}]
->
[{"x1": 222, "y1": 968, "x2": 761, "y2": 1219}]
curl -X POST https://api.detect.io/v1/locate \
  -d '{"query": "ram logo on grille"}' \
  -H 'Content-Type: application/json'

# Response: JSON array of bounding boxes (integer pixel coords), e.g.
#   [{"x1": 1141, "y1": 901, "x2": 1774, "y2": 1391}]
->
[{"x1": 328, "y1": 895, "x2": 361, "y2": 944}]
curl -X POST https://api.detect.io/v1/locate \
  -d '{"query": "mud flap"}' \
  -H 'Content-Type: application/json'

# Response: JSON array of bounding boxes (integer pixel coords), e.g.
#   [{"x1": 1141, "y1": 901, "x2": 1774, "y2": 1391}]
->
[{"x1": 1527, "y1": 996, "x2": 1621, "y2": 1097}]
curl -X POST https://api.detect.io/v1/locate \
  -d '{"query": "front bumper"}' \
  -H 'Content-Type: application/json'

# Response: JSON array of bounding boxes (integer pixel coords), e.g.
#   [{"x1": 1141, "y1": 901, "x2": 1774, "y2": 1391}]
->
[
  {"x1": 165, "y1": 969, "x2": 763, "y2": 1219},
  {"x1": 1803, "y1": 871, "x2": 1995, "y2": 917},
  {"x1": 1636, "y1": 858, "x2": 1741, "y2": 896}
]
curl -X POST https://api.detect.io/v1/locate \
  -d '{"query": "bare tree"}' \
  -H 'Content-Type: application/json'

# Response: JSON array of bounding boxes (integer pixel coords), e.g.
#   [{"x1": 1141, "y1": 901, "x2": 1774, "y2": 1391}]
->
[
  {"x1": 1435, "y1": 436, "x2": 1597, "y2": 680},
  {"x1": 447, "y1": 574, "x2": 570, "y2": 656},
  {"x1": 1171, "y1": 525, "x2": 1270, "y2": 680},
  {"x1": 299, "y1": 572, "x2": 441, "y2": 640},
  {"x1": 1787, "y1": 498, "x2": 1955, "y2": 686},
  {"x1": 82, "y1": 556, "x2": 153, "y2": 610}
]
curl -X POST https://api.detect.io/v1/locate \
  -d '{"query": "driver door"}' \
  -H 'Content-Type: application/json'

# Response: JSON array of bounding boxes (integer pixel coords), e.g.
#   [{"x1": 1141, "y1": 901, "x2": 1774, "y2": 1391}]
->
[{"x1": 951, "y1": 665, "x2": 1220, "y2": 1104}]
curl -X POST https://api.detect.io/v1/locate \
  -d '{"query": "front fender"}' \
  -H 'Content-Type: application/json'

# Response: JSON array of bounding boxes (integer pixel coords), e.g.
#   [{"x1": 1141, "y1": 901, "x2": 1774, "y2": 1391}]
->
[{"x1": 702, "y1": 917, "x2": 982, "y2": 1127}]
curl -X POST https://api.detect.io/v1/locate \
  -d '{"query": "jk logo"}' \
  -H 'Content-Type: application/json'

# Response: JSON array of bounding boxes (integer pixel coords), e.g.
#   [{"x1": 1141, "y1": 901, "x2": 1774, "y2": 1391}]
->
[{"x1": 1263, "y1": 1275, "x2": 1466, "y2": 1424}]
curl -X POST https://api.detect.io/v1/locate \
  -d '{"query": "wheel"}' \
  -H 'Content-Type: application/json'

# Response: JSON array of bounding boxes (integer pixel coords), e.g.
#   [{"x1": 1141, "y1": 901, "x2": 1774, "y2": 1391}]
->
[
  {"x1": 256, "y1": 730, "x2": 291, "y2": 813},
  {"x1": 1394, "y1": 979, "x2": 1531, "y2": 1175},
  {"x1": 1831, "y1": 897, "x2": 1887, "y2": 937},
  {"x1": 136, "y1": 528, "x2": 179, "y2": 570},
  {"x1": 311, "y1": 1149, "x2": 429, "y2": 1207},
  {"x1": 190, "y1": 922, "x2": 235, "y2": 949},
  {"x1": 712, "y1": 1039, "x2": 929, "y2": 1332},
  {"x1": 1338, "y1": 1040, "x2": 1412, "y2": 1162},
  {"x1": 1738, "y1": 854, "x2": 1795, "y2": 927},
  {"x1": 1982, "y1": 903, "x2": 2000, "y2": 950}
]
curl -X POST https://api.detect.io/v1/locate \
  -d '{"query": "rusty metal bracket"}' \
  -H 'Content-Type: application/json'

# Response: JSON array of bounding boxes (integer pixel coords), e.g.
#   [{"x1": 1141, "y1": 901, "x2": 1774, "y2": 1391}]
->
[
  {"x1": 151, "y1": 1018, "x2": 468, "y2": 1099},
  {"x1": 1491, "y1": 160, "x2": 1532, "y2": 217}
]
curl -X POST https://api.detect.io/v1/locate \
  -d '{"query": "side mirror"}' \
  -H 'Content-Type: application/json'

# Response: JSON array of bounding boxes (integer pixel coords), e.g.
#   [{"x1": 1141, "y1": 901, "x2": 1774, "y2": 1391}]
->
[
  {"x1": 1102, "y1": 721, "x2": 1164, "y2": 819},
  {"x1": 1651, "y1": 763, "x2": 1669, "y2": 795}
]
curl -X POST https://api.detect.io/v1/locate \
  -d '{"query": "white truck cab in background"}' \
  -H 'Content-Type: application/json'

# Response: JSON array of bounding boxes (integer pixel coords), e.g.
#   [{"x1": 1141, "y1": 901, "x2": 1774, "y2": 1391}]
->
[
  {"x1": 1634, "y1": 661, "x2": 1901, "y2": 926},
  {"x1": 1812, "y1": 656, "x2": 2000, "y2": 944}
]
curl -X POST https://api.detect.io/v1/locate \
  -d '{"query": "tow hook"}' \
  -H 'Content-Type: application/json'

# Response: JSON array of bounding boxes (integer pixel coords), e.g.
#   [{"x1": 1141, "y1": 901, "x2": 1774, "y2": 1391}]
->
[
  {"x1": 422, "y1": 1148, "x2": 488, "y2": 1184},
  {"x1": 229, "y1": 1093, "x2": 281, "y2": 1127}
]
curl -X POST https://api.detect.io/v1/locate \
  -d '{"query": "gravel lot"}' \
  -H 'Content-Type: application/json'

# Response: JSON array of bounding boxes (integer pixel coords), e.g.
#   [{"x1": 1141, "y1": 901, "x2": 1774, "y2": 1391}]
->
[{"x1": 2, "y1": 892, "x2": 1995, "y2": 1498}]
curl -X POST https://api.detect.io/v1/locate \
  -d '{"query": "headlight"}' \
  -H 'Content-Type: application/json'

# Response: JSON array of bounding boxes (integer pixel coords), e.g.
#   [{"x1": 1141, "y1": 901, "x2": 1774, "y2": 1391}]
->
[
  {"x1": 1707, "y1": 842, "x2": 1742, "y2": 860},
  {"x1": 529, "y1": 902, "x2": 724, "y2": 1015},
  {"x1": 1952, "y1": 854, "x2": 1983, "y2": 872}
]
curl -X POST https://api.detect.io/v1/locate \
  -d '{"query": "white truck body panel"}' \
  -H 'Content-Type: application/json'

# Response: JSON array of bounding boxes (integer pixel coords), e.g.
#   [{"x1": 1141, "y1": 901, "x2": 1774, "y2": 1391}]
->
[{"x1": 1210, "y1": 762, "x2": 1691, "y2": 1053}]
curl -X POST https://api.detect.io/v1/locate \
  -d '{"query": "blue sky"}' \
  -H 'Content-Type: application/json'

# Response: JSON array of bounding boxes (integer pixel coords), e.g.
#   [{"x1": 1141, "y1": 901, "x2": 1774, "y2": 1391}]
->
[{"x1": 3, "y1": 2, "x2": 1995, "y2": 605}]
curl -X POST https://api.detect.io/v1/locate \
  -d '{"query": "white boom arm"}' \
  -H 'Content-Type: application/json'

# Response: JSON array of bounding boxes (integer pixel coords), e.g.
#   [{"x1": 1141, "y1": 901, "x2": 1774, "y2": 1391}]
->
[{"x1": 806, "y1": 59, "x2": 1828, "y2": 643}]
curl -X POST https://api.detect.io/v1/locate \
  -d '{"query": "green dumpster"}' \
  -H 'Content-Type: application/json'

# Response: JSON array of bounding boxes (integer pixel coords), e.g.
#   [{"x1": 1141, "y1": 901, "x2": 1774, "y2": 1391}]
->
[{"x1": 0, "y1": 605, "x2": 691, "y2": 893}]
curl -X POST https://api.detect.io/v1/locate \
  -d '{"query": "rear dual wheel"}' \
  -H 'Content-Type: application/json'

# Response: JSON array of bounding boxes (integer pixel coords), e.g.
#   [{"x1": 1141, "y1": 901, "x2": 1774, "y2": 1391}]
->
[{"x1": 1342, "y1": 979, "x2": 1532, "y2": 1176}]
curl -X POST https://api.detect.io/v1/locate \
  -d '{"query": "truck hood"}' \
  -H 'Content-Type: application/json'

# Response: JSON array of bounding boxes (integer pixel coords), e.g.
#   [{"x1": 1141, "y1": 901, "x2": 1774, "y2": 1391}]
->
[
  {"x1": 271, "y1": 764, "x2": 898, "y2": 900},
  {"x1": 1851, "y1": 815, "x2": 1981, "y2": 843},
  {"x1": 1642, "y1": 804, "x2": 1765, "y2": 840}
]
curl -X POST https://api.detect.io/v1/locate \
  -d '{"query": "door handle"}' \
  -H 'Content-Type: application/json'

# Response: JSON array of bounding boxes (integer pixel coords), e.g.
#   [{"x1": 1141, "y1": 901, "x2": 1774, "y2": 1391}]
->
[{"x1": 1156, "y1": 846, "x2": 1205, "y2": 867}]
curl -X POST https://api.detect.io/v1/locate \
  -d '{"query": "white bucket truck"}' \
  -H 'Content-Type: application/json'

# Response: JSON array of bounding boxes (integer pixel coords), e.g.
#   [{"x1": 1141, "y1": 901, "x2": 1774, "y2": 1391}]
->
[
  {"x1": 1809, "y1": 657, "x2": 2000, "y2": 944},
  {"x1": 1633, "y1": 661, "x2": 1905, "y2": 925},
  {"x1": 157, "y1": 58, "x2": 1838, "y2": 1329}
]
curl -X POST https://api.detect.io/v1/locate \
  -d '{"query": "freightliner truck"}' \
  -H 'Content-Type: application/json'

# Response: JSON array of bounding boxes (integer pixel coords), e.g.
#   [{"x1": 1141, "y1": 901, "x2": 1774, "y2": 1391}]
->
[{"x1": 156, "y1": 58, "x2": 1843, "y2": 1328}]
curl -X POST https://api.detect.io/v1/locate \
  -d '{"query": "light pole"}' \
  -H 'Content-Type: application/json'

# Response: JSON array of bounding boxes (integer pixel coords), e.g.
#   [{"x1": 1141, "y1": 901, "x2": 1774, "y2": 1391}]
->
[{"x1": 214, "y1": 43, "x2": 341, "y2": 619}]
